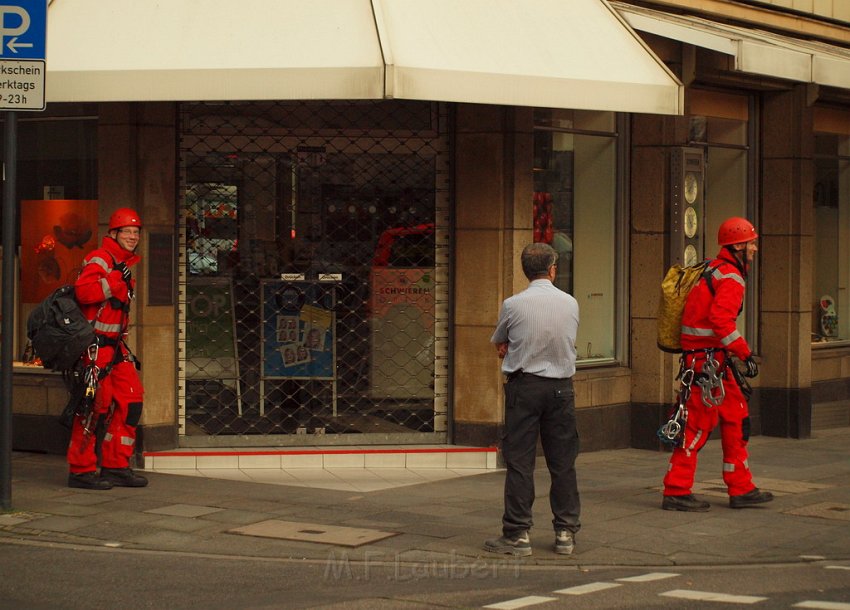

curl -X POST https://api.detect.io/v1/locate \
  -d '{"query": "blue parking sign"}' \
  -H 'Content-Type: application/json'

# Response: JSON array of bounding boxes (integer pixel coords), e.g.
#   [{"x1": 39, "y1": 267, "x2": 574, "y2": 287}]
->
[{"x1": 0, "y1": 0, "x2": 46, "y2": 60}]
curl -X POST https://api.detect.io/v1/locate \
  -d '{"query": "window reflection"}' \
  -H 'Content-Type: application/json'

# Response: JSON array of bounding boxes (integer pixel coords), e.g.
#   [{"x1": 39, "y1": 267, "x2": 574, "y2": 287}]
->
[
  {"x1": 534, "y1": 109, "x2": 617, "y2": 362},
  {"x1": 813, "y1": 133, "x2": 850, "y2": 343}
]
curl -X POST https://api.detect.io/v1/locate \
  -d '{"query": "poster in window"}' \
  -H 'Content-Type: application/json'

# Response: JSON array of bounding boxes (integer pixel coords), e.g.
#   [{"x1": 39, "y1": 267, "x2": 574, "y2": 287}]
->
[
  {"x1": 262, "y1": 280, "x2": 334, "y2": 379},
  {"x1": 20, "y1": 200, "x2": 98, "y2": 302}
]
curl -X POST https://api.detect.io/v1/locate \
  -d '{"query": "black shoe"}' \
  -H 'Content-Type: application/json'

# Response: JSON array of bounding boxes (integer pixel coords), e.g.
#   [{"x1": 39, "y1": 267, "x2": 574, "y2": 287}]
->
[
  {"x1": 483, "y1": 532, "x2": 532, "y2": 557},
  {"x1": 662, "y1": 494, "x2": 710, "y2": 512},
  {"x1": 68, "y1": 472, "x2": 113, "y2": 490},
  {"x1": 730, "y1": 488, "x2": 774, "y2": 508},
  {"x1": 100, "y1": 467, "x2": 148, "y2": 488}
]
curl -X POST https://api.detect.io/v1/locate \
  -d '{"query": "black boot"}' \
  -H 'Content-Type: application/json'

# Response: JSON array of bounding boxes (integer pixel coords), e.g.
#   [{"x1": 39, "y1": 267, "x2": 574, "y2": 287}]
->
[
  {"x1": 68, "y1": 472, "x2": 113, "y2": 490},
  {"x1": 662, "y1": 494, "x2": 710, "y2": 512},
  {"x1": 100, "y1": 467, "x2": 148, "y2": 488},
  {"x1": 730, "y1": 488, "x2": 774, "y2": 508}
]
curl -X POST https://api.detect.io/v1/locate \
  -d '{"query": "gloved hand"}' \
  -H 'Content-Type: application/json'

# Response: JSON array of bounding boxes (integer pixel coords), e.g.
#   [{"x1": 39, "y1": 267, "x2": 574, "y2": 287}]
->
[
  {"x1": 742, "y1": 355, "x2": 759, "y2": 378},
  {"x1": 107, "y1": 270, "x2": 129, "y2": 301},
  {"x1": 113, "y1": 261, "x2": 132, "y2": 283}
]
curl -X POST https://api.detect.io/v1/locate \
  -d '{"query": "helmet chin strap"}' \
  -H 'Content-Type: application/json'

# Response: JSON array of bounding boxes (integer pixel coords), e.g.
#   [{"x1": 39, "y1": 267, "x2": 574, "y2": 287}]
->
[{"x1": 723, "y1": 244, "x2": 747, "y2": 276}]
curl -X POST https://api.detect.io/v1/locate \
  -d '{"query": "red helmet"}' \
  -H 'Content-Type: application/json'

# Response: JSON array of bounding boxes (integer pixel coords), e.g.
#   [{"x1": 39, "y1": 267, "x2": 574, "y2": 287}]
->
[
  {"x1": 109, "y1": 207, "x2": 142, "y2": 231},
  {"x1": 718, "y1": 217, "x2": 757, "y2": 246}
]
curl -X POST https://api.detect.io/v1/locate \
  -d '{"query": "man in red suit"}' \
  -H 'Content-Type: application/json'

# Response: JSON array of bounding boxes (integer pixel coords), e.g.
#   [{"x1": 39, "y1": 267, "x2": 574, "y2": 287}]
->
[
  {"x1": 67, "y1": 207, "x2": 147, "y2": 490},
  {"x1": 662, "y1": 217, "x2": 773, "y2": 511}
]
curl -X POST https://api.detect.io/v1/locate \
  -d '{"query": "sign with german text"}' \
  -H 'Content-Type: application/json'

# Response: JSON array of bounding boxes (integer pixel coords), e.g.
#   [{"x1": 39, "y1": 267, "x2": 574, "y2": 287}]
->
[{"x1": 0, "y1": 0, "x2": 46, "y2": 110}]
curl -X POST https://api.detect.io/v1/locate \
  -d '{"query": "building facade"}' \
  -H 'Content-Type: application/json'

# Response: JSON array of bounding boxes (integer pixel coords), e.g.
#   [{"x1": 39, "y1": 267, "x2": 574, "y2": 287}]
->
[{"x1": 6, "y1": 0, "x2": 850, "y2": 460}]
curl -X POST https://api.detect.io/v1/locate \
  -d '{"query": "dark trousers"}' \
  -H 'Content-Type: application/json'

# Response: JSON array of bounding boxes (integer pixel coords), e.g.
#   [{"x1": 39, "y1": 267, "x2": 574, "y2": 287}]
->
[{"x1": 501, "y1": 375, "x2": 580, "y2": 537}]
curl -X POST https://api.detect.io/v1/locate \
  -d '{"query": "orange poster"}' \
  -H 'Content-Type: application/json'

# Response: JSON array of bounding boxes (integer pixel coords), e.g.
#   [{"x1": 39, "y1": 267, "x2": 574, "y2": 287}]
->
[{"x1": 21, "y1": 200, "x2": 98, "y2": 302}]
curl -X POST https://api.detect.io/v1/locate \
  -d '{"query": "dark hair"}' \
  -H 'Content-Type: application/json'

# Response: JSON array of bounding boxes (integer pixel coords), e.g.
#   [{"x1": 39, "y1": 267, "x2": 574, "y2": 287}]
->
[{"x1": 521, "y1": 243, "x2": 558, "y2": 280}]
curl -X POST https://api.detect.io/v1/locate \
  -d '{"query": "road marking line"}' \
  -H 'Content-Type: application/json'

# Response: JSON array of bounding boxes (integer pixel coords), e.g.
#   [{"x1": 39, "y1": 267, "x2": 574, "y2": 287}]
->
[
  {"x1": 660, "y1": 589, "x2": 768, "y2": 604},
  {"x1": 483, "y1": 595, "x2": 558, "y2": 609},
  {"x1": 825, "y1": 566, "x2": 850, "y2": 571},
  {"x1": 794, "y1": 602, "x2": 850, "y2": 610},
  {"x1": 617, "y1": 572, "x2": 680, "y2": 582},
  {"x1": 554, "y1": 582, "x2": 622, "y2": 595}
]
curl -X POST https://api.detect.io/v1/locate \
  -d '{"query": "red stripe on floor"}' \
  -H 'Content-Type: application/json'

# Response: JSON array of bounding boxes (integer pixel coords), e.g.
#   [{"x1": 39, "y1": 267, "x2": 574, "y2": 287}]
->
[{"x1": 144, "y1": 447, "x2": 497, "y2": 457}]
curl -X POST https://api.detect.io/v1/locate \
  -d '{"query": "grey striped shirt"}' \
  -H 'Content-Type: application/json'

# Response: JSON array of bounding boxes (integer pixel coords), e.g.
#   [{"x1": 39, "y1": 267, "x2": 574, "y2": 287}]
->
[{"x1": 491, "y1": 279, "x2": 579, "y2": 379}]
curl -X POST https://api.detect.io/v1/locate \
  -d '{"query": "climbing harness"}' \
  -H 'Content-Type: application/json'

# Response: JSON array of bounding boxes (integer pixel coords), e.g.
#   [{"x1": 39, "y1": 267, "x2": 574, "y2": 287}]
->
[
  {"x1": 657, "y1": 356, "x2": 696, "y2": 446},
  {"x1": 657, "y1": 348, "x2": 733, "y2": 446},
  {"x1": 80, "y1": 344, "x2": 100, "y2": 436},
  {"x1": 694, "y1": 349, "x2": 726, "y2": 408}
]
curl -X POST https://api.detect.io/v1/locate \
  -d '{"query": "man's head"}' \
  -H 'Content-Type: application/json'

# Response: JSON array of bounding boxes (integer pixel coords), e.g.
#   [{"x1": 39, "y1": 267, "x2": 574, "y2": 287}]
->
[
  {"x1": 521, "y1": 242, "x2": 558, "y2": 281},
  {"x1": 718, "y1": 216, "x2": 758, "y2": 263},
  {"x1": 108, "y1": 207, "x2": 142, "y2": 252}
]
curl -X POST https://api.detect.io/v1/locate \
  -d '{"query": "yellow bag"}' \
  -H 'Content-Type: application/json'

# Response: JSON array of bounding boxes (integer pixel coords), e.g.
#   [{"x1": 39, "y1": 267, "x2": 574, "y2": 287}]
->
[{"x1": 656, "y1": 261, "x2": 715, "y2": 352}]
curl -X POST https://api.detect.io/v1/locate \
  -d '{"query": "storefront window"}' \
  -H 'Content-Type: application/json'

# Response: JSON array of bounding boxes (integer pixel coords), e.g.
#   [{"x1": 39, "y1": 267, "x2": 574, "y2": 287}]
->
[
  {"x1": 0, "y1": 104, "x2": 97, "y2": 358},
  {"x1": 813, "y1": 133, "x2": 850, "y2": 343},
  {"x1": 1, "y1": 105, "x2": 98, "y2": 212},
  {"x1": 533, "y1": 109, "x2": 618, "y2": 363},
  {"x1": 179, "y1": 101, "x2": 450, "y2": 441}
]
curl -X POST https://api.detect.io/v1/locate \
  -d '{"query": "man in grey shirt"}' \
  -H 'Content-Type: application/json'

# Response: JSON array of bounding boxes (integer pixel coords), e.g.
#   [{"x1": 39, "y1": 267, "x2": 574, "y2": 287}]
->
[{"x1": 484, "y1": 242, "x2": 581, "y2": 557}]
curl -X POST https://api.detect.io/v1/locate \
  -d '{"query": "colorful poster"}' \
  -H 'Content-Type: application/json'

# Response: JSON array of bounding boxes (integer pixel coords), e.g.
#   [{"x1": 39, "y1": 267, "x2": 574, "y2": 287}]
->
[
  {"x1": 262, "y1": 281, "x2": 334, "y2": 379},
  {"x1": 21, "y1": 200, "x2": 98, "y2": 302}
]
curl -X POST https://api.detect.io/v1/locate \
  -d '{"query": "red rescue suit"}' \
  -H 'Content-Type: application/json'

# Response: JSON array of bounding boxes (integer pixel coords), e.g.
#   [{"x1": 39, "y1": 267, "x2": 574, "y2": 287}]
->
[
  {"x1": 67, "y1": 236, "x2": 144, "y2": 474},
  {"x1": 663, "y1": 248, "x2": 756, "y2": 498}
]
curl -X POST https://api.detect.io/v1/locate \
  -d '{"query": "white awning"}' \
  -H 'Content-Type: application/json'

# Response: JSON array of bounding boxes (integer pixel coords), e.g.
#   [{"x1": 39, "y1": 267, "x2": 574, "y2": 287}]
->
[
  {"x1": 46, "y1": 0, "x2": 386, "y2": 102},
  {"x1": 612, "y1": 1, "x2": 850, "y2": 90},
  {"x1": 372, "y1": 0, "x2": 682, "y2": 114},
  {"x1": 46, "y1": 0, "x2": 682, "y2": 115}
]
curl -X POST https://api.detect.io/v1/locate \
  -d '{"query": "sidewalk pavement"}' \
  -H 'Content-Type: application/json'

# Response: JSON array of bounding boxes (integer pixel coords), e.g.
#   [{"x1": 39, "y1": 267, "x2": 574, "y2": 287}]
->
[{"x1": 1, "y1": 427, "x2": 849, "y2": 567}]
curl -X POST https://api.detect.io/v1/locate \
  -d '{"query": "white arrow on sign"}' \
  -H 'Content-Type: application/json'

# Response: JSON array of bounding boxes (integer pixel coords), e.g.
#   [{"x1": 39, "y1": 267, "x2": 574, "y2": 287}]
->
[
  {"x1": 6, "y1": 36, "x2": 32, "y2": 53},
  {"x1": 0, "y1": 5, "x2": 30, "y2": 56}
]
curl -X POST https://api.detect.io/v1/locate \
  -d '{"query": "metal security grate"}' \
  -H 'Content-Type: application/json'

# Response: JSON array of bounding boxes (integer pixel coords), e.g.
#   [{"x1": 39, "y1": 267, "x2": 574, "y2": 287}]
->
[{"x1": 177, "y1": 101, "x2": 450, "y2": 445}]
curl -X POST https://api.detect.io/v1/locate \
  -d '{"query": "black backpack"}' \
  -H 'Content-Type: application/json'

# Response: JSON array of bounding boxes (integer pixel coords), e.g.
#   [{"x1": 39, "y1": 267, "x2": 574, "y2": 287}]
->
[{"x1": 26, "y1": 285, "x2": 95, "y2": 372}]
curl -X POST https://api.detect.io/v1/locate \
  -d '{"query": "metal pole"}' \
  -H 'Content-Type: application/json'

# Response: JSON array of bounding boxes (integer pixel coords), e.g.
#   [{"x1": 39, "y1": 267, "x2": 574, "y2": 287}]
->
[{"x1": 1, "y1": 111, "x2": 18, "y2": 511}]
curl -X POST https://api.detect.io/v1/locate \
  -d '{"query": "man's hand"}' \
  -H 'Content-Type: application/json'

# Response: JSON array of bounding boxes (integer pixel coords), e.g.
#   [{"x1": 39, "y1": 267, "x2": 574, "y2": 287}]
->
[
  {"x1": 113, "y1": 261, "x2": 132, "y2": 283},
  {"x1": 107, "y1": 270, "x2": 129, "y2": 301},
  {"x1": 496, "y1": 342, "x2": 508, "y2": 359},
  {"x1": 742, "y1": 355, "x2": 759, "y2": 378}
]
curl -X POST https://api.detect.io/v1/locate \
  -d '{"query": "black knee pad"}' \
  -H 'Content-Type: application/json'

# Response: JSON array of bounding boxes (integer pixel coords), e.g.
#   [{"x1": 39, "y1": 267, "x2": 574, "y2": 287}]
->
[
  {"x1": 126, "y1": 402, "x2": 143, "y2": 428},
  {"x1": 741, "y1": 416, "x2": 751, "y2": 442}
]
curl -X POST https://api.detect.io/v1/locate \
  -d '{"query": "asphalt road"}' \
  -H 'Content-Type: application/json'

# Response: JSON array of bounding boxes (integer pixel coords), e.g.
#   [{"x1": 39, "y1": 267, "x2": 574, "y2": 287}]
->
[{"x1": 2, "y1": 537, "x2": 848, "y2": 609}]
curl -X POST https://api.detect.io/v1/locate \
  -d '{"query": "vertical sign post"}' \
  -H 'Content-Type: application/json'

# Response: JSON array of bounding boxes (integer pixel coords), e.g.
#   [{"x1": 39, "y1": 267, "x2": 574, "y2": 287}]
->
[{"x1": 1, "y1": 0, "x2": 47, "y2": 511}]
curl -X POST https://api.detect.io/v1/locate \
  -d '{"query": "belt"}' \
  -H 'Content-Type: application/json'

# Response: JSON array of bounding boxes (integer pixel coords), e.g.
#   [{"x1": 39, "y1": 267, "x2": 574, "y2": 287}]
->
[
  {"x1": 95, "y1": 334, "x2": 121, "y2": 348},
  {"x1": 506, "y1": 371, "x2": 567, "y2": 382}
]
